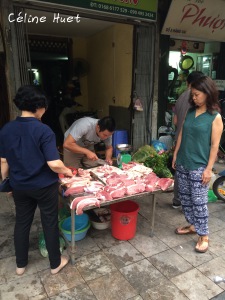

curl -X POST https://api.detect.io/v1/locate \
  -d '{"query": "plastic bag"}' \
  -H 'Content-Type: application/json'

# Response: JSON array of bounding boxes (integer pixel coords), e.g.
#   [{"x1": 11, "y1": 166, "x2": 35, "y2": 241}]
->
[
  {"x1": 151, "y1": 140, "x2": 167, "y2": 152},
  {"x1": 208, "y1": 190, "x2": 217, "y2": 203},
  {"x1": 209, "y1": 173, "x2": 218, "y2": 189},
  {"x1": 38, "y1": 232, "x2": 66, "y2": 258}
]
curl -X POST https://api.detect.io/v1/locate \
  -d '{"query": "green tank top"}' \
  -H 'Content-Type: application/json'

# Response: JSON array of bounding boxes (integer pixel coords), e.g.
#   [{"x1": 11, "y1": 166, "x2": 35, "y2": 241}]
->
[{"x1": 176, "y1": 109, "x2": 218, "y2": 170}]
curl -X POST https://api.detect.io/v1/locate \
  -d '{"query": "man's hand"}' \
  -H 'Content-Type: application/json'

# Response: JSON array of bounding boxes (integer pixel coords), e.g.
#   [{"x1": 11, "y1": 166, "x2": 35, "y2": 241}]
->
[
  {"x1": 105, "y1": 159, "x2": 113, "y2": 165},
  {"x1": 86, "y1": 150, "x2": 99, "y2": 161},
  {"x1": 105, "y1": 146, "x2": 113, "y2": 165}
]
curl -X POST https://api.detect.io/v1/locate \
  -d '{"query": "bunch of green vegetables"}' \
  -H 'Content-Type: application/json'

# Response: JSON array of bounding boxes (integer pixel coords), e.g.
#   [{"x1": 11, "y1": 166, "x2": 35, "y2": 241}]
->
[
  {"x1": 132, "y1": 145, "x2": 173, "y2": 178},
  {"x1": 144, "y1": 152, "x2": 173, "y2": 178},
  {"x1": 132, "y1": 145, "x2": 158, "y2": 163}
]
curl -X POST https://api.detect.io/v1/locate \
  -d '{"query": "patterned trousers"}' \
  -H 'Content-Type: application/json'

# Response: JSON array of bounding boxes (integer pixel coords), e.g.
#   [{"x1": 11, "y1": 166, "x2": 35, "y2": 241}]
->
[{"x1": 176, "y1": 165, "x2": 209, "y2": 236}]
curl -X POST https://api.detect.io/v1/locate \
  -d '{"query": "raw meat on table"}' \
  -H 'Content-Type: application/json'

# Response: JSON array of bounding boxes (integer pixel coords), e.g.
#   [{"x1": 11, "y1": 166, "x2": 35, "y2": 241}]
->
[
  {"x1": 121, "y1": 162, "x2": 138, "y2": 170},
  {"x1": 145, "y1": 184, "x2": 160, "y2": 192},
  {"x1": 96, "y1": 190, "x2": 113, "y2": 201},
  {"x1": 104, "y1": 185, "x2": 127, "y2": 198},
  {"x1": 84, "y1": 181, "x2": 105, "y2": 193},
  {"x1": 125, "y1": 170, "x2": 145, "y2": 179},
  {"x1": 106, "y1": 177, "x2": 123, "y2": 186},
  {"x1": 77, "y1": 168, "x2": 92, "y2": 179},
  {"x1": 70, "y1": 195, "x2": 100, "y2": 213},
  {"x1": 76, "y1": 198, "x2": 101, "y2": 215},
  {"x1": 121, "y1": 179, "x2": 136, "y2": 187},
  {"x1": 122, "y1": 162, "x2": 153, "y2": 175},
  {"x1": 60, "y1": 176, "x2": 90, "y2": 187},
  {"x1": 92, "y1": 165, "x2": 125, "y2": 176},
  {"x1": 143, "y1": 173, "x2": 159, "y2": 185},
  {"x1": 66, "y1": 179, "x2": 90, "y2": 189},
  {"x1": 70, "y1": 195, "x2": 95, "y2": 209},
  {"x1": 64, "y1": 185, "x2": 86, "y2": 196},
  {"x1": 126, "y1": 183, "x2": 146, "y2": 195},
  {"x1": 66, "y1": 163, "x2": 174, "y2": 215},
  {"x1": 59, "y1": 175, "x2": 80, "y2": 185},
  {"x1": 156, "y1": 178, "x2": 174, "y2": 191},
  {"x1": 110, "y1": 187, "x2": 126, "y2": 198}
]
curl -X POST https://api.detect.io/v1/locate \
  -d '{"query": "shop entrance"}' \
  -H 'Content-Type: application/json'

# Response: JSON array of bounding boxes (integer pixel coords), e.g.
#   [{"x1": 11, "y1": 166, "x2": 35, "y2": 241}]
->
[
  {"x1": 20, "y1": 8, "x2": 134, "y2": 146},
  {"x1": 9, "y1": 2, "x2": 157, "y2": 151}
]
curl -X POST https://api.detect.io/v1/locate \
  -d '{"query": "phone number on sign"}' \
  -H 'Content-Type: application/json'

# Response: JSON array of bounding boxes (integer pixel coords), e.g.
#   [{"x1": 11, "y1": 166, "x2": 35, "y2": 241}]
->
[
  {"x1": 90, "y1": 2, "x2": 154, "y2": 18},
  {"x1": 90, "y1": 2, "x2": 128, "y2": 13}
]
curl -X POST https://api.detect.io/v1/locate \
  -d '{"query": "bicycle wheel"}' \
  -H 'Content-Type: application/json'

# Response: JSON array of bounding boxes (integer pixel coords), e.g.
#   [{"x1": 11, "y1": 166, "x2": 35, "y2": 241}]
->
[{"x1": 212, "y1": 176, "x2": 225, "y2": 202}]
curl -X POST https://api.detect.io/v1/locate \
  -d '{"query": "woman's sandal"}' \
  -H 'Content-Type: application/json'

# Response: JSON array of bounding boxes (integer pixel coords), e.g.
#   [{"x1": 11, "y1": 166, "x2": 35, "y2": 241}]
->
[
  {"x1": 175, "y1": 225, "x2": 196, "y2": 235},
  {"x1": 195, "y1": 236, "x2": 209, "y2": 253}
]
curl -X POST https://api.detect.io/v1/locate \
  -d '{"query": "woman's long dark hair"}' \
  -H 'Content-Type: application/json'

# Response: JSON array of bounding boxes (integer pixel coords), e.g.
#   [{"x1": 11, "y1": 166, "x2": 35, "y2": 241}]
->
[{"x1": 189, "y1": 76, "x2": 220, "y2": 113}]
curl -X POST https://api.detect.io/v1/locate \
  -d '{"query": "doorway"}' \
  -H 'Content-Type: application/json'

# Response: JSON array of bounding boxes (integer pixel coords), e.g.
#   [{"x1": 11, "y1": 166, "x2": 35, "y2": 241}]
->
[
  {"x1": 23, "y1": 8, "x2": 134, "y2": 147},
  {"x1": 28, "y1": 35, "x2": 72, "y2": 144}
]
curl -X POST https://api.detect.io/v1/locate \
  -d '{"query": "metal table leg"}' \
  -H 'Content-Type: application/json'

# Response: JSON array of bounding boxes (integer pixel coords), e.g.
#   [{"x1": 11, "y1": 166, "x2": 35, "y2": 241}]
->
[
  {"x1": 70, "y1": 208, "x2": 76, "y2": 264},
  {"x1": 150, "y1": 193, "x2": 156, "y2": 237}
]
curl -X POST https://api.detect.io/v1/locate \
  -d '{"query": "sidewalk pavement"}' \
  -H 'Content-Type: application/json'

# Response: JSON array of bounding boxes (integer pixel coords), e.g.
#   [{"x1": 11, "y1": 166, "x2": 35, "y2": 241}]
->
[{"x1": 1, "y1": 164, "x2": 225, "y2": 299}]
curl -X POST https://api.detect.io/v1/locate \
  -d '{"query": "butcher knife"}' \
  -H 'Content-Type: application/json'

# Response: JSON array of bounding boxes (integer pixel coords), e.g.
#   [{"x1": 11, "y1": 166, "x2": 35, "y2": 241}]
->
[{"x1": 90, "y1": 171, "x2": 106, "y2": 185}]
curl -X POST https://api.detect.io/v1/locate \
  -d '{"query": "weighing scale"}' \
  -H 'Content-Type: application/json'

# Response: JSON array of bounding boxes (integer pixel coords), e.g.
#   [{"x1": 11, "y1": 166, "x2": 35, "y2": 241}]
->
[{"x1": 116, "y1": 144, "x2": 132, "y2": 168}]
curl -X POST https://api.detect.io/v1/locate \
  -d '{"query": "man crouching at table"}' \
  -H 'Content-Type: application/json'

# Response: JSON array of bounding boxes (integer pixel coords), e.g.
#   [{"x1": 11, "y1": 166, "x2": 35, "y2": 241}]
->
[{"x1": 63, "y1": 116, "x2": 116, "y2": 169}]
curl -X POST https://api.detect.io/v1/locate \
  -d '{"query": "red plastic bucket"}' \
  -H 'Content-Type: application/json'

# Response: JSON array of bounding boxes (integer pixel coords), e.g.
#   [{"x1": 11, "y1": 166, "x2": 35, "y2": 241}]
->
[{"x1": 110, "y1": 200, "x2": 139, "y2": 240}]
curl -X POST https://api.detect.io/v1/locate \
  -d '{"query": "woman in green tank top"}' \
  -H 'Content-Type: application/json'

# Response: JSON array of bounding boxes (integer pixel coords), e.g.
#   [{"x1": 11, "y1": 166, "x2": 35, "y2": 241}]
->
[{"x1": 172, "y1": 76, "x2": 223, "y2": 253}]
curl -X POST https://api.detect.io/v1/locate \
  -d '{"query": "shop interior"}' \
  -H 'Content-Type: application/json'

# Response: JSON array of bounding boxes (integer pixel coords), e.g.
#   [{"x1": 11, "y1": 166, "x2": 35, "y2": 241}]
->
[
  {"x1": 168, "y1": 39, "x2": 220, "y2": 102},
  {"x1": 166, "y1": 38, "x2": 224, "y2": 129},
  {"x1": 26, "y1": 9, "x2": 134, "y2": 146}
]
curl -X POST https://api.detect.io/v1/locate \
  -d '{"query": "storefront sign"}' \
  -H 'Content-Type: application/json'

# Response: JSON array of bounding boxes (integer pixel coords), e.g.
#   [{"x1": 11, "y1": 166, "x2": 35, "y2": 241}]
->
[
  {"x1": 36, "y1": 0, "x2": 157, "y2": 21},
  {"x1": 161, "y1": 0, "x2": 225, "y2": 42}
]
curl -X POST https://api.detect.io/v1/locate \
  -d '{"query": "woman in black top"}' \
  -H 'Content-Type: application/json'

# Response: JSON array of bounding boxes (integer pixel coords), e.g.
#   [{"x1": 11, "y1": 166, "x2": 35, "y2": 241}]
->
[{"x1": 0, "y1": 85, "x2": 73, "y2": 275}]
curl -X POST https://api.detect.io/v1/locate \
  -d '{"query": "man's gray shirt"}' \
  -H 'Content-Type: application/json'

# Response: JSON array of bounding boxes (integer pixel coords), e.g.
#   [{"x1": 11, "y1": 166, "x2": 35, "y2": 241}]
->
[
  {"x1": 174, "y1": 89, "x2": 191, "y2": 140},
  {"x1": 64, "y1": 117, "x2": 112, "y2": 148}
]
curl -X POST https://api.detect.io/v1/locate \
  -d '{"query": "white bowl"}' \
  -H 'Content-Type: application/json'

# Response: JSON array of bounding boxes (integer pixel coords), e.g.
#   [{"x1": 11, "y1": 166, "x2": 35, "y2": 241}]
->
[{"x1": 91, "y1": 220, "x2": 110, "y2": 230}]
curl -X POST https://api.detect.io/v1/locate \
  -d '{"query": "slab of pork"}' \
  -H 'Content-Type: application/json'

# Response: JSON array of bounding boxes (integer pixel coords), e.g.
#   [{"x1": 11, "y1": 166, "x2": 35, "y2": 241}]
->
[
  {"x1": 84, "y1": 181, "x2": 105, "y2": 193},
  {"x1": 70, "y1": 195, "x2": 99, "y2": 210},
  {"x1": 76, "y1": 198, "x2": 100, "y2": 215},
  {"x1": 156, "y1": 178, "x2": 174, "y2": 191},
  {"x1": 126, "y1": 183, "x2": 146, "y2": 195},
  {"x1": 96, "y1": 190, "x2": 113, "y2": 201},
  {"x1": 64, "y1": 185, "x2": 86, "y2": 196}
]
